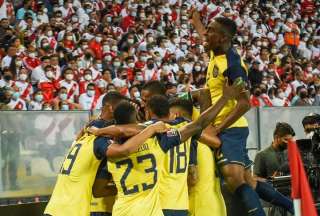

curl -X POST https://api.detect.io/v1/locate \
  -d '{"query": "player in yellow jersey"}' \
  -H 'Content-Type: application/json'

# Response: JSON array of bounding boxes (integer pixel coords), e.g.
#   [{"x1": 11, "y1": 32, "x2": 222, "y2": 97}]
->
[
  {"x1": 191, "y1": 12, "x2": 294, "y2": 216},
  {"x1": 169, "y1": 98, "x2": 226, "y2": 216},
  {"x1": 44, "y1": 92, "x2": 167, "y2": 216}
]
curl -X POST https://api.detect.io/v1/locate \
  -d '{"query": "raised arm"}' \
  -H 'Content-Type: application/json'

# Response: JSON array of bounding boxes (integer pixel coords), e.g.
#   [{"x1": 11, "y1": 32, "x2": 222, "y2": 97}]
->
[{"x1": 106, "y1": 121, "x2": 168, "y2": 158}]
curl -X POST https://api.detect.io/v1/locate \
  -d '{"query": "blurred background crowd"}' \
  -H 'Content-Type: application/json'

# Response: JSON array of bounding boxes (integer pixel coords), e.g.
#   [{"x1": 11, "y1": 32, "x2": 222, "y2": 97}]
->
[{"x1": 0, "y1": 0, "x2": 319, "y2": 111}]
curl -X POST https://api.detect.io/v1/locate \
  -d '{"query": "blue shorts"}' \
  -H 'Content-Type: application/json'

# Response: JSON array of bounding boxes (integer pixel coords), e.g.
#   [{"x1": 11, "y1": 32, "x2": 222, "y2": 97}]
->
[
  {"x1": 216, "y1": 127, "x2": 252, "y2": 169},
  {"x1": 90, "y1": 213, "x2": 112, "y2": 216},
  {"x1": 162, "y1": 209, "x2": 188, "y2": 216}
]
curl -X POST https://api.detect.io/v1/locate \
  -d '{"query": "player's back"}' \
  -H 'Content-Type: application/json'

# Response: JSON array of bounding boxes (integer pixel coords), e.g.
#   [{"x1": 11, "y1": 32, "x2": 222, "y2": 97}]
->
[
  {"x1": 45, "y1": 133, "x2": 105, "y2": 216},
  {"x1": 108, "y1": 136, "x2": 165, "y2": 216},
  {"x1": 189, "y1": 143, "x2": 226, "y2": 216},
  {"x1": 159, "y1": 117, "x2": 195, "y2": 212}
]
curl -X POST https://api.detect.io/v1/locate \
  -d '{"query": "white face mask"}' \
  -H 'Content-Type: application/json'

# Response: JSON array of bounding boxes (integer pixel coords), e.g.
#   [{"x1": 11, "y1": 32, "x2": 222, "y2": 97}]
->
[
  {"x1": 46, "y1": 71, "x2": 54, "y2": 78},
  {"x1": 65, "y1": 74, "x2": 74, "y2": 81},
  {"x1": 84, "y1": 74, "x2": 92, "y2": 81},
  {"x1": 134, "y1": 91, "x2": 140, "y2": 98},
  {"x1": 128, "y1": 63, "x2": 135, "y2": 68},
  {"x1": 29, "y1": 53, "x2": 36, "y2": 58},
  {"x1": 87, "y1": 90, "x2": 95, "y2": 97},
  {"x1": 19, "y1": 74, "x2": 28, "y2": 81}
]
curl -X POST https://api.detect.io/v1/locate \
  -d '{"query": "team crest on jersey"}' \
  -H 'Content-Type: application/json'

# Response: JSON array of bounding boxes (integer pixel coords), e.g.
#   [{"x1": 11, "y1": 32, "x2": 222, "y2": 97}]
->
[
  {"x1": 212, "y1": 65, "x2": 219, "y2": 77},
  {"x1": 166, "y1": 129, "x2": 179, "y2": 137}
]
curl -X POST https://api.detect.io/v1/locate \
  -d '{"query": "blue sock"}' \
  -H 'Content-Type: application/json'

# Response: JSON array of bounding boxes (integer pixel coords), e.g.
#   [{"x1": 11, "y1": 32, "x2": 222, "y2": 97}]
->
[
  {"x1": 255, "y1": 181, "x2": 294, "y2": 214},
  {"x1": 235, "y1": 184, "x2": 266, "y2": 216}
]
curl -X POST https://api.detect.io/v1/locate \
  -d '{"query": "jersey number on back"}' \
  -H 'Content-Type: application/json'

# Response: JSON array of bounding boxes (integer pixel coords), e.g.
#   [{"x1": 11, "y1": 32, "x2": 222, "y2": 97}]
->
[
  {"x1": 116, "y1": 154, "x2": 157, "y2": 195},
  {"x1": 60, "y1": 144, "x2": 82, "y2": 175},
  {"x1": 169, "y1": 142, "x2": 187, "y2": 173}
]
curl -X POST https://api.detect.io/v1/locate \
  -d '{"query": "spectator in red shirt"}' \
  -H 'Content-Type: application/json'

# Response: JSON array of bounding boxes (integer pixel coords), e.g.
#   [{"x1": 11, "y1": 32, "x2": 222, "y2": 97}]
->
[{"x1": 38, "y1": 65, "x2": 60, "y2": 102}]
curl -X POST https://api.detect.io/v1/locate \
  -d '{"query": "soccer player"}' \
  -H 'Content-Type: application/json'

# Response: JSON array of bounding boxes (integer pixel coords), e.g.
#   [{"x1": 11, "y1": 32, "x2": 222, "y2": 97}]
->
[
  {"x1": 169, "y1": 98, "x2": 226, "y2": 216},
  {"x1": 44, "y1": 92, "x2": 164, "y2": 216},
  {"x1": 90, "y1": 80, "x2": 244, "y2": 216},
  {"x1": 191, "y1": 13, "x2": 294, "y2": 216}
]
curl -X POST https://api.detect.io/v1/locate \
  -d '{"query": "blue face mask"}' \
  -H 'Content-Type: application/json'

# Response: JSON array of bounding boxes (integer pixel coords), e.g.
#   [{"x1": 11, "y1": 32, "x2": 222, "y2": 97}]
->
[
  {"x1": 61, "y1": 104, "x2": 69, "y2": 110},
  {"x1": 12, "y1": 92, "x2": 20, "y2": 100},
  {"x1": 59, "y1": 93, "x2": 68, "y2": 101},
  {"x1": 87, "y1": 90, "x2": 95, "y2": 97},
  {"x1": 35, "y1": 94, "x2": 43, "y2": 102}
]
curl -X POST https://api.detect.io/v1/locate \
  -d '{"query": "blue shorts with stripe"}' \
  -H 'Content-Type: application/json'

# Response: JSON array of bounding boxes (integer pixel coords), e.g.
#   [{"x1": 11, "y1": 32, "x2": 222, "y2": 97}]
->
[
  {"x1": 162, "y1": 209, "x2": 188, "y2": 216},
  {"x1": 216, "y1": 127, "x2": 253, "y2": 169}
]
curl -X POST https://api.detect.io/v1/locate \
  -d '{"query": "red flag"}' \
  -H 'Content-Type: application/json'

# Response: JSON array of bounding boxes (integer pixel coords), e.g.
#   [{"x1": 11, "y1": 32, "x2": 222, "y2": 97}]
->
[{"x1": 287, "y1": 139, "x2": 317, "y2": 216}]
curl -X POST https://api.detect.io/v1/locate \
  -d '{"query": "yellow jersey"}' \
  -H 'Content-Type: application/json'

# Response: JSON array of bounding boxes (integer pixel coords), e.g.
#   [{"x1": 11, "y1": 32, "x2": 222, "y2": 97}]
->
[
  {"x1": 44, "y1": 133, "x2": 111, "y2": 216},
  {"x1": 108, "y1": 129, "x2": 182, "y2": 216},
  {"x1": 189, "y1": 143, "x2": 226, "y2": 216},
  {"x1": 206, "y1": 48, "x2": 248, "y2": 128},
  {"x1": 159, "y1": 118, "x2": 197, "y2": 211}
]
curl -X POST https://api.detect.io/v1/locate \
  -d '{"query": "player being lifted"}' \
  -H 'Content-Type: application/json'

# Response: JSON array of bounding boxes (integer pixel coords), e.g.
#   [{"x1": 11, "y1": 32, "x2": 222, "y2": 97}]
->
[
  {"x1": 90, "y1": 80, "x2": 244, "y2": 216},
  {"x1": 190, "y1": 11, "x2": 294, "y2": 216}
]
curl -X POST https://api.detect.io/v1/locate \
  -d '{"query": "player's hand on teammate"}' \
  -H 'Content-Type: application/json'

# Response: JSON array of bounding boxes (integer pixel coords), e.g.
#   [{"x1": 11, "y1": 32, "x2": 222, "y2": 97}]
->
[
  {"x1": 87, "y1": 126, "x2": 100, "y2": 136},
  {"x1": 149, "y1": 121, "x2": 169, "y2": 134},
  {"x1": 222, "y1": 77, "x2": 247, "y2": 100}
]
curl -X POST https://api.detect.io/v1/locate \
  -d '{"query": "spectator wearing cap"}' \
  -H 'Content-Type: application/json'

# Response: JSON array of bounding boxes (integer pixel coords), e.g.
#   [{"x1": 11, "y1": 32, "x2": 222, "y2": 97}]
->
[
  {"x1": 15, "y1": 68, "x2": 33, "y2": 101},
  {"x1": 28, "y1": 90, "x2": 44, "y2": 110},
  {"x1": 59, "y1": 68, "x2": 79, "y2": 103},
  {"x1": 38, "y1": 65, "x2": 60, "y2": 102},
  {"x1": 79, "y1": 83, "x2": 99, "y2": 110}
]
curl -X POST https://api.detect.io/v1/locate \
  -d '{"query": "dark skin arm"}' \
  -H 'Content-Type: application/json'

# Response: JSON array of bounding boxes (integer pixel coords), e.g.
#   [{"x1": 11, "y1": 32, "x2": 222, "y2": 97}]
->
[
  {"x1": 179, "y1": 80, "x2": 245, "y2": 142},
  {"x1": 92, "y1": 178, "x2": 118, "y2": 198},
  {"x1": 105, "y1": 121, "x2": 168, "y2": 158},
  {"x1": 215, "y1": 91, "x2": 251, "y2": 134}
]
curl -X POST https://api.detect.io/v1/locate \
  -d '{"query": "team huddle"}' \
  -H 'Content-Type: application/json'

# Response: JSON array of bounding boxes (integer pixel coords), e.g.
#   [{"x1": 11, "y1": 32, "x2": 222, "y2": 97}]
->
[{"x1": 44, "y1": 17, "x2": 294, "y2": 216}]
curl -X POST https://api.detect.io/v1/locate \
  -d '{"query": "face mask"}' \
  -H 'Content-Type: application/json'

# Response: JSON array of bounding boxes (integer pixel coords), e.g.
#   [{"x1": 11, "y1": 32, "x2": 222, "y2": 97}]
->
[
  {"x1": 96, "y1": 37, "x2": 102, "y2": 42},
  {"x1": 47, "y1": 31, "x2": 53, "y2": 37},
  {"x1": 84, "y1": 74, "x2": 92, "y2": 81},
  {"x1": 103, "y1": 45, "x2": 110, "y2": 52},
  {"x1": 147, "y1": 63, "x2": 154, "y2": 69},
  {"x1": 67, "y1": 36, "x2": 73, "y2": 40},
  {"x1": 46, "y1": 71, "x2": 54, "y2": 79},
  {"x1": 113, "y1": 61, "x2": 121, "y2": 67},
  {"x1": 61, "y1": 104, "x2": 69, "y2": 110},
  {"x1": 35, "y1": 94, "x2": 43, "y2": 102},
  {"x1": 12, "y1": 92, "x2": 20, "y2": 100},
  {"x1": 29, "y1": 53, "x2": 36, "y2": 58},
  {"x1": 87, "y1": 90, "x2": 95, "y2": 97},
  {"x1": 65, "y1": 74, "x2": 74, "y2": 80},
  {"x1": 59, "y1": 93, "x2": 68, "y2": 101},
  {"x1": 136, "y1": 75, "x2": 144, "y2": 81},
  {"x1": 4, "y1": 75, "x2": 12, "y2": 81},
  {"x1": 72, "y1": 16, "x2": 78, "y2": 22},
  {"x1": 173, "y1": 38, "x2": 180, "y2": 44},
  {"x1": 181, "y1": 44, "x2": 188, "y2": 51},
  {"x1": 20, "y1": 74, "x2": 28, "y2": 81},
  {"x1": 140, "y1": 56, "x2": 147, "y2": 62},
  {"x1": 134, "y1": 91, "x2": 140, "y2": 98},
  {"x1": 128, "y1": 62, "x2": 135, "y2": 68},
  {"x1": 111, "y1": 46, "x2": 118, "y2": 52},
  {"x1": 128, "y1": 39, "x2": 134, "y2": 44},
  {"x1": 195, "y1": 66, "x2": 201, "y2": 72},
  {"x1": 278, "y1": 143, "x2": 287, "y2": 151}
]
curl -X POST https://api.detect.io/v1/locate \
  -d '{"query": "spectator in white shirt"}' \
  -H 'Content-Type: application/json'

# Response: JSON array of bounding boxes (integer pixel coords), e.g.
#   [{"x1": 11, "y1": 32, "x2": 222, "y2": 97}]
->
[{"x1": 79, "y1": 83, "x2": 98, "y2": 110}]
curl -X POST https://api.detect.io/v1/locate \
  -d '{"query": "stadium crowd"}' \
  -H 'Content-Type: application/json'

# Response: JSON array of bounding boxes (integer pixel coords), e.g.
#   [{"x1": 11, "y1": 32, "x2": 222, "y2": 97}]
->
[{"x1": 0, "y1": 0, "x2": 319, "y2": 110}]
